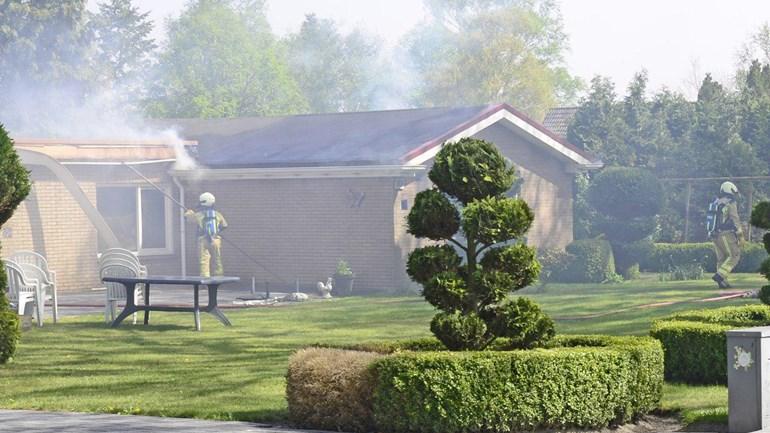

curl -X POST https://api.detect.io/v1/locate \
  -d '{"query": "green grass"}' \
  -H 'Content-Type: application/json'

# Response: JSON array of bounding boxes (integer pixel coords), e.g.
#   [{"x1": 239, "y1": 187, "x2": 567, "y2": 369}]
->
[{"x1": 0, "y1": 273, "x2": 764, "y2": 424}]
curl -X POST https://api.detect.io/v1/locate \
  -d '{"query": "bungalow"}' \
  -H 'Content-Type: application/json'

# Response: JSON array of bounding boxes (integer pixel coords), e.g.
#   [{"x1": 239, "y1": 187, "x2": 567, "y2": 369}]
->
[{"x1": 4, "y1": 104, "x2": 601, "y2": 294}]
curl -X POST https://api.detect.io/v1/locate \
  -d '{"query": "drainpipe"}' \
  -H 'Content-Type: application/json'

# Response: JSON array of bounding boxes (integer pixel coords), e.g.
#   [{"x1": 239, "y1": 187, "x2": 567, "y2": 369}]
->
[{"x1": 172, "y1": 176, "x2": 187, "y2": 277}]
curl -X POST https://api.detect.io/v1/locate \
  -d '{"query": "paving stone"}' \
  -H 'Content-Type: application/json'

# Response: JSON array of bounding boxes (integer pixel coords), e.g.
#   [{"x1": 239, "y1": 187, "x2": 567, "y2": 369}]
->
[{"x1": 0, "y1": 410, "x2": 335, "y2": 433}]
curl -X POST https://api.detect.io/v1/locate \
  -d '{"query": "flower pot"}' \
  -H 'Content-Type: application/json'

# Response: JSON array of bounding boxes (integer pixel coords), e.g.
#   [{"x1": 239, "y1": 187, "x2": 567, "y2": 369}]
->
[{"x1": 333, "y1": 274, "x2": 355, "y2": 296}]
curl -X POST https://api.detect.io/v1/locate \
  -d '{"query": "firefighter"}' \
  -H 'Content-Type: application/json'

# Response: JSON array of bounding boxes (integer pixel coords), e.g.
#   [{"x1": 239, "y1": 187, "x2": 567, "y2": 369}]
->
[
  {"x1": 185, "y1": 192, "x2": 228, "y2": 277},
  {"x1": 710, "y1": 181, "x2": 744, "y2": 289}
]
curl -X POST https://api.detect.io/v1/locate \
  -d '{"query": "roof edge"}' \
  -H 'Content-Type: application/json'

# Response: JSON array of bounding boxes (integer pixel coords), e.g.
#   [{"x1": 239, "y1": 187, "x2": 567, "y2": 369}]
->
[{"x1": 401, "y1": 103, "x2": 601, "y2": 168}]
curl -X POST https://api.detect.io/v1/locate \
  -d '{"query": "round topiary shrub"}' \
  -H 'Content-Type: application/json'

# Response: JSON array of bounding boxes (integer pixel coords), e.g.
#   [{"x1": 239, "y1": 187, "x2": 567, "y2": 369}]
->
[
  {"x1": 587, "y1": 167, "x2": 663, "y2": 275},
  {"x1": 406, "y1": 138, "x2": 551, "y2": 350},
  {"x1": 751, "y1": 201, "x2": 770, "y2": 305},
  {"x1": 0, "y1": 125, "x2": 31, "y2": 364},
  {"x1": 650, "y1": 305, "x2": 770, "y2": 384}
]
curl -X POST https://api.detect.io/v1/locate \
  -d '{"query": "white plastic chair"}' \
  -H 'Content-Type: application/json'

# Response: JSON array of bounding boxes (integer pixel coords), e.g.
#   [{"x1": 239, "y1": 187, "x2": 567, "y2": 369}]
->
[
  {"x1": 98, "y1": 248, "x2": 147, "y2": 276},
  {"x1": 9, "y1": 251, "x2": 59, "y2": 324},
  {"x1": 3, "y1": 259, "x2": 47, "y2": 327},
  {"x1": 100, "y1": 263, "x2": 141, "y2": 324}
]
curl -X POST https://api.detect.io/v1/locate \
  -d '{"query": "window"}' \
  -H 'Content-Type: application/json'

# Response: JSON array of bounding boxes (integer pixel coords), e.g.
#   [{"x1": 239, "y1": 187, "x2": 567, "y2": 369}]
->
[{"x1": 97, "y1": 186, "x2": 173, "y2": 255}]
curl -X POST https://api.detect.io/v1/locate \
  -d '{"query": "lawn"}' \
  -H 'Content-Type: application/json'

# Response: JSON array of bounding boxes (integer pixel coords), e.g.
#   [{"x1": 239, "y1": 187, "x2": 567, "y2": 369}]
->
[{"x1": 0, "y1": 273, "x2": 765, "y2": 424}]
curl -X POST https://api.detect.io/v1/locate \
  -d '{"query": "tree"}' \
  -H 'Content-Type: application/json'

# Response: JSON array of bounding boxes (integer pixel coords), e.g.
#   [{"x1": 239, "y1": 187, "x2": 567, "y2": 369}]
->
[
  {"x1": 145, "y1": 0, "x2": 306, "y2": 118},
  {"x1": 404, "y1": 0, "x2": 580, "y2": 118},
  {"x1": 0, "y1": 0, "x2": 96, "y2": 133},
  {"x1": 286, "y1": 14, "x2": 382, "y2": 113},
  {"x1": 90, "y1": 0, "x2": 156, "y2": 99},
  {"x1": 0, "y1": 125, "x2": 31, "y2": 363},
  {"x1": 567, "y1": 76, "x2": 628, "y2": 165},
  {"x1": 406, "y1": 138, "x2": 553, "y2": 350},
  {"x1": 587, "y1": 167, "x2": 663, "y2": 275}
]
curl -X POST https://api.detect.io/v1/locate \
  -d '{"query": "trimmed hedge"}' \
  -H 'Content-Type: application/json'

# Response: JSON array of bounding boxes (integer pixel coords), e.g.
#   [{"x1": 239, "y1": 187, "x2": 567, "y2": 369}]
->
[
  {"x1": 291, "y1": 336, "x2": 663, "y2": 432},
  {"x1": 286, "y1": 348, "x2": 383, "y2": 432},
  {"x1": 638, "y1": 242, "x2": 767, "y2": 274},
  {"x1": 650, "y1": 305, "x2": 770, "y2": 384},
  {"x1": 540, "y1": 239, "x2": 617, "y2": 283}
]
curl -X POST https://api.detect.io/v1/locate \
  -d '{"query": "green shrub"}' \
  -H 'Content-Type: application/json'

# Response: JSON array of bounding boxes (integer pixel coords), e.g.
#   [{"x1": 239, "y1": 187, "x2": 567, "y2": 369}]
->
[
  {"x1": 658, "y1": 264, "x2": 704, "y2": 281},
  {"x1": 636, "y1": 242, "x2": 767, "y2": 274},
  {"x1": 736, "y1": 242, "x2": 768, "y2": 273},
  {"x1": 407, "y1": 138, "x2": 549, "y2": 350},
  {"x1": 537, "y1": 247, "x2": 572, "y2": 284},
  {"x1": 372, "y1": 335, "x2": 663, "y2": 432},
  {"x1": 559, "y1": 239, "x2": 617, "y2": 283},
  {"x1": 430, "y1": 311, "x2": 488, "y2": 351},
  {"x1": 0, "y1": 125, "x2": 30, "y2": 364},
  {"x1": 485, "y1": 297, "x2": 555, "y2": 349},
  {"x1": 750, "y1": 201, "x2": 770, "y2": 230},
  {"x1": 650, "y1": 305, "x2": 770, "y2": 384},
  {"x1": 286, "y1": 348, "x2": 383, "y2": 432},
  {"x1": 759, "y1": 285, "x2": 770, "y2": 305}
]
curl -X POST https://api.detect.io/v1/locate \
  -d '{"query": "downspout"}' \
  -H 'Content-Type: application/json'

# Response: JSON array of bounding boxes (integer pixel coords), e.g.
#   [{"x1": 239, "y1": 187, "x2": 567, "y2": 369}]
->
[
  {"x1": 17, "y1": 149, "x2": 121, "y2": 248},
  {"x1": 172, "y1": 175, "x2": 187, "y2": 277}
]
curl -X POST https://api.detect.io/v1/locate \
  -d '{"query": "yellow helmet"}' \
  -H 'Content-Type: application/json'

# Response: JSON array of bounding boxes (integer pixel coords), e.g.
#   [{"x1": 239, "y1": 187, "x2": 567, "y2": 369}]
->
[
  {"x1": 199, "y1": 192, "x2": 215, "y2": 207},
  {"x1": 720, "y1": 181, "x2": 738, "y2": 196}
]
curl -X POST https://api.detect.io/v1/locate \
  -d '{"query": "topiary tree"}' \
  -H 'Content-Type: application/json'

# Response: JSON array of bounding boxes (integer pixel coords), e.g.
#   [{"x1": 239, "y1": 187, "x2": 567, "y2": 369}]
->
[
  {"x1": 751, "y1": 201, "x2": 770, "y2": 303},
  {"x1": 406, "y1": 137, "x2": 553, "y2": 351},
  {"x1": 0, "y1": 124, "x2": 31, "y2": 364},
  {"x1": 587, "y1": 167, "x2": 663, "y2": 277}
]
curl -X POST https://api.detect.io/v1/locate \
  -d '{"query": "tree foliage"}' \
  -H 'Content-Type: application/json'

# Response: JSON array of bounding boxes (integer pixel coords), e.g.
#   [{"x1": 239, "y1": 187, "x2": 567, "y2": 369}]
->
[
  {"x1": 404, "y1": 0, "x2": 580, "y2": 118},
  {"x1": 146, "y1": 0, "x2": 306, "y2": 118},
  {"x1": 90, "y1": 0, "x2": 156, "y2": 95},
  {"x1": 569, "y1": 68, "x2": 769, "y2": 243},
  {"x1": 0, "y1": 125, "x2": 31, "y2": 363},
  {"x1": 406, "y1": 138, "x2": 552, "y2": 350},
  {"x1": 286, "y1": 14, "x2": 382, "y2": 113}
]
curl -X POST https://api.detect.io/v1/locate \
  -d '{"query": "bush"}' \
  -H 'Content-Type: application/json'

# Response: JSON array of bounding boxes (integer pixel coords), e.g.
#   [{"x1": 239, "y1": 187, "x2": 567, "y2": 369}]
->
[
  {"x1": 430, "y1": 311, "x2": 488, "y2": 351},
  {"x1": 296, "y1": 336, "x2": 662, "y2": 432},
  {"x1": 372, "y1": 335, "x2": 663, "y2": 432},
  {"x1": 650, "y1": 305, "x2": 770, "y2": 384},
  {"x1": 407, "y1": 138, "x2": 548, "y2": 350},
  {"x1": 658, "y1": 264, "x2": 704, "y2": 281},
  {"x1": 563, "y1": 239, "x2": 617, "y2": 283},
  {"x1": 0, "y1": 125, "x2": 30, "y2": 364},
  {"x1": 485, "y1": 297, "x2": 555, "y2": 349},
  {"x1": 286, "y1": 348, "x2": 383, "y2": 432},
  {"x1": 750, "y1": 201, "x2": 770, "y2": 230},
  {"x1": 637, "y1": 242, "x2": 768, "y2": 274}
]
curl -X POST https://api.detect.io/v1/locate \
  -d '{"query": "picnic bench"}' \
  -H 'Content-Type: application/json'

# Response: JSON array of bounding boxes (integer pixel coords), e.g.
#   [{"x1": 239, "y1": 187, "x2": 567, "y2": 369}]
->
[{"x1": 101, "y1": 275, "x2": 240, "y2": 331}]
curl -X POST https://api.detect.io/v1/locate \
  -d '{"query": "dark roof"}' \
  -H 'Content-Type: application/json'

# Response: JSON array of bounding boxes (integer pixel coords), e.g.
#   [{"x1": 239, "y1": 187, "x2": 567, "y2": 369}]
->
[
  {"x1": 542, "y1": 106, "x2": 579, "y2": 139},
  {"x1": 152, "y1": 104, "x2": 597, "y2": 168}
]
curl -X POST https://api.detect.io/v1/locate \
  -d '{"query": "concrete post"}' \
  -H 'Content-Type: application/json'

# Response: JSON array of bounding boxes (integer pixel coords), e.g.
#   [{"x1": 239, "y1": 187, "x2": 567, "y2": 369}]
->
[{"x1": 727, "y1": 326, "x2": 770, "y2": 433}]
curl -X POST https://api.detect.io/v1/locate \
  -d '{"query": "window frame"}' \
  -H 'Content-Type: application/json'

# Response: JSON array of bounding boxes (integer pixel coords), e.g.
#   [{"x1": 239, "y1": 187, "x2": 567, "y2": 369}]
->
[{"x1": 97, "y1": 184, "x2": 175, "y2": 257}]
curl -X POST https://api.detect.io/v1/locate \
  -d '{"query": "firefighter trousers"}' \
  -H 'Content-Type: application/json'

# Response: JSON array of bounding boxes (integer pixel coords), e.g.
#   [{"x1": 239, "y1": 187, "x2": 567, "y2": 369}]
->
[
  {"x1": 714, "y1": 231, "x2": 741, "y2": 279},
  {"x1": 199, "y1": 236, "x2": 223, "y2": 277}
]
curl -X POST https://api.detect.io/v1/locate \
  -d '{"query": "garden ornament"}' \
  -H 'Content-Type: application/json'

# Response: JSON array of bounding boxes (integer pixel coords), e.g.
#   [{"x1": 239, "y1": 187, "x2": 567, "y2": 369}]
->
[{"x1": 317, "y1": 277, "x2": 333, "y2": 299}]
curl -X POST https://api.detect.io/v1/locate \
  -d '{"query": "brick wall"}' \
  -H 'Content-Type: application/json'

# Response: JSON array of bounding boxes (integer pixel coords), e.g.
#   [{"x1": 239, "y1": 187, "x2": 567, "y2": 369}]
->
[
  {"x1": 2, "y1": 166, "x2": 101, "y2": 291},
  {"x1": 2, "y1": 162, "x2": 182, "y2": 292},
  {"x1": 181, "y1": 176, "x2": 401, "y2": 293},
  {"x1": 475, "y1": 124, "x2": 575, "y2": 249}
]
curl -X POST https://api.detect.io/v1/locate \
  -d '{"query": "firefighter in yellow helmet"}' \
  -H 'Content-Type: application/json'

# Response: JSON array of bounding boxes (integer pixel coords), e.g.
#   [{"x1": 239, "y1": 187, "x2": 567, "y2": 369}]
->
[
  {"x1": 710, "y1": 181, "x2": 744, "y2": 289},
  {"x1": 184, "y1": 192, "x2": 228, "y2": 277}
]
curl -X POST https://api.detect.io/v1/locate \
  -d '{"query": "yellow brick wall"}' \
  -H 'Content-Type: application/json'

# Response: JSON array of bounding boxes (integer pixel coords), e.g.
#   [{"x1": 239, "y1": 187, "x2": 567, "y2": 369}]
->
[
  {"x1": 181, "y1": 176, "x2": 401, "y2": 293},
  {"x1": 2, "y1": 163, "x2": 182, "y2": 292},
  {"x1": 2, "y1": 167, "x2": 101, "y2": 291},
  {"x1": 475, "y1": 124, "x2": 575, "y2": 250}
]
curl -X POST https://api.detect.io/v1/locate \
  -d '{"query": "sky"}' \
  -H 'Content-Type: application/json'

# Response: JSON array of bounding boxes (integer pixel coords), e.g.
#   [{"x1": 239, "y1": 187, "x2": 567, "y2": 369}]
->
[{"x1": 107, "y1": 0, "x2": 770, "y2": 99}]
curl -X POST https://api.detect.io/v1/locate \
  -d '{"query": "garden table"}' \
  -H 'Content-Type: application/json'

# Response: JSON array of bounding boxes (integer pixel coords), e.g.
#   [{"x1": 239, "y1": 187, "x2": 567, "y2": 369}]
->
[{"x1": 101, "y1": 275, "x2": 240, "y2": 331}]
